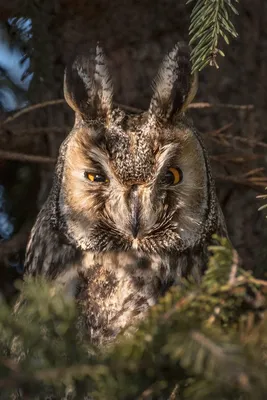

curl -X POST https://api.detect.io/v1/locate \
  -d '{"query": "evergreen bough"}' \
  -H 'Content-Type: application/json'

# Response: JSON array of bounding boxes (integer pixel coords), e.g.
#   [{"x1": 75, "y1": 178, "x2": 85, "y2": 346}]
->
[
  {"x1": 0, "y1": 236, "x2": 267, "y2": 399},
  {"x1": 187, "y1": 0, "x2": 239, "y2": 72}
]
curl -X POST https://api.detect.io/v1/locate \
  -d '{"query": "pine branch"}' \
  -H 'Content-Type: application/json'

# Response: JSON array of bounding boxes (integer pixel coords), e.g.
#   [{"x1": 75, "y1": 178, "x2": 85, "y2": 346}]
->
[
  {"x1": 187, "y1": 0, "x2": 239, "y2": 72},
  {"x1": 0, "y1": 237, "x2": 266, "y2": 399}
]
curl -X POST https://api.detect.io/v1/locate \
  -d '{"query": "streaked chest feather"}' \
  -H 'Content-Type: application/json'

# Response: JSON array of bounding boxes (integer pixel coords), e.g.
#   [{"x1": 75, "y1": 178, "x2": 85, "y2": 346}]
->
[{"x1": 55, "y1": 249, "x2": 204, "y2": 346}]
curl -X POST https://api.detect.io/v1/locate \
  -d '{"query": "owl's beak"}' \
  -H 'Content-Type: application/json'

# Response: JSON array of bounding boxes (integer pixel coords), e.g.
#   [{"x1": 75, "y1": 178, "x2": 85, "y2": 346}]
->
[
  {"x1": 131, "y1": 212, "x2": 140, "y2": 239},
  {"x1": 129, "y1": 184, "x2": 140, "y2": 239}
]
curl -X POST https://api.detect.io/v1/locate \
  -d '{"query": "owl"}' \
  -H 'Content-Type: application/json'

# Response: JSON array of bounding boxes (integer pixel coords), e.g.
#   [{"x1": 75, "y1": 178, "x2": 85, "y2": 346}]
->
[{"x1": 24, "y1": 42, "x2": 228, "y2": 345}]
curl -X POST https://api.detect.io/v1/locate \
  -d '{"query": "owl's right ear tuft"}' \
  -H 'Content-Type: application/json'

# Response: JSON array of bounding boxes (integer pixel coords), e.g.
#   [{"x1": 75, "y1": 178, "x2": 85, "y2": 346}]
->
[
  {"x1": 64, "y1": 44, "x2": 113, "y2": 121},
  {"x1": 148, "y1": 42, "x2": 198, "y2": 123}
]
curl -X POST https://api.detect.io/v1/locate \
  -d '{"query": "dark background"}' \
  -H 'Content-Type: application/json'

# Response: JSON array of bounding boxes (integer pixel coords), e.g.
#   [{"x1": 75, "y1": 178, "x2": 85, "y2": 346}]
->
[{"x1": 0, "y1": 0, "x2": 266, "y2": 299}]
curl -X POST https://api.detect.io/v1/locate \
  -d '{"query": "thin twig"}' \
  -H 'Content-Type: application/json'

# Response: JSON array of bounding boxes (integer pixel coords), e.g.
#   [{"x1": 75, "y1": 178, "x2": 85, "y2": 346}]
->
[
  {"x1": 215, "y1": 174, "x2": 267, "y2": 192},
  {"x1": 189, "y1": 102, "x2": 254, "y2": 111},
  {"x1": 1, "y1": 99, "x2": 66, "y2": 126},
  {"x1": 207, "y1": 131, "x2": 267, "y2": 150},
  {"x1": 206, "y1": 123, "x2": 233, "y2": 135},
  {"x1": 225, "y1": 135, "x2": 267, "y2": 149},
  {"x1": 0, "y1": 150, "x2": 56, "y2": 164},
  {"x1": 228, "y1": 250, "x2": 239, "y2": 286},
  {"x1": 8, "y1": 127, "x2": 70, "y2": 136},
  {"x1": 116, "y1": 102, "x2": 255, "y2": 113},
  {"x1": 248, "y1": 277, "x2": 267, "y2": 287},
  {"x1": 244, "y1": 168, "x2": 266, "y2": 177},
  {"x1": 0, "y1": 100, "x2": 255, "y2": 127},
  {"x1": 211, "y1": 154, "x2": 265, "y2": 164}
]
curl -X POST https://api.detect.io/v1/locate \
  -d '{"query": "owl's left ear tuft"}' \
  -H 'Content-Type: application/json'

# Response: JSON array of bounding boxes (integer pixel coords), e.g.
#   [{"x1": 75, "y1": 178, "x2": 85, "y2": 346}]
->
[
  {"x1": 64, "y1": 44, "x2": 113, "y2": 121},
  {"x1": 148, "y1": 42, "x2": 198, "y2": 123}
]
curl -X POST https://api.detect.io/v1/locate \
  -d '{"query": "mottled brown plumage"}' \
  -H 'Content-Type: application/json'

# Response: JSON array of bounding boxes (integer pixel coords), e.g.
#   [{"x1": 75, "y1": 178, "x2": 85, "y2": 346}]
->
[{"x1": 24, "y1": 42, "x2": 228, "y2": 346}]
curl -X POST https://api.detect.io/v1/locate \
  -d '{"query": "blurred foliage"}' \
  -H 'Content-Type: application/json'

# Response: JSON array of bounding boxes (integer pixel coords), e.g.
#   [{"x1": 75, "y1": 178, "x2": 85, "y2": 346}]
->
[{"x1": 0, "y1": 237, "x2": 267, "y2": 399}]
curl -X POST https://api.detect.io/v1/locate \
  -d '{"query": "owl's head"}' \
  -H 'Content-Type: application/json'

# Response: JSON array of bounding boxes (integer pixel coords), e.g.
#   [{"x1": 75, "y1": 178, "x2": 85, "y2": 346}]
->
[{"x1": 53, "y1": 43, "x2": 219, "y2": 254}]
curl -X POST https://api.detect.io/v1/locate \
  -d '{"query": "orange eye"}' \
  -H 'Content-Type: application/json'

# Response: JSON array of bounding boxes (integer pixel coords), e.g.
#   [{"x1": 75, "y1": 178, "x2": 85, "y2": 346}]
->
[
  {"x1": 164, "y1": 167, "x2": 183, "y2": 185},
  {"x1": 86, "y1": 173, "x2": 109, "y2": 183}
]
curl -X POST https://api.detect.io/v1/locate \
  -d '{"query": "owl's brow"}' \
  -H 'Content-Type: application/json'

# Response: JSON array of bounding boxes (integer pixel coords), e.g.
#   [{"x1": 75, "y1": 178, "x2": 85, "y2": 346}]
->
[
  {"x1": 155, "y1": 143, "x2": 180, "y2": 174},
  {"x1": 79, "y1": 145, "x2": 112, "y2": 175}
]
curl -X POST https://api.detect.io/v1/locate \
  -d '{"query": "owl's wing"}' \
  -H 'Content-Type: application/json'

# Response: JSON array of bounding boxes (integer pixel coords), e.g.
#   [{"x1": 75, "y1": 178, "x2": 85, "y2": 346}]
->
[
  {"x1": 216, "y1": 203, "x2": 229, "y2": 240},
  {"x1": 24, "y1": 204, "x2": 80, "y2": 279}
]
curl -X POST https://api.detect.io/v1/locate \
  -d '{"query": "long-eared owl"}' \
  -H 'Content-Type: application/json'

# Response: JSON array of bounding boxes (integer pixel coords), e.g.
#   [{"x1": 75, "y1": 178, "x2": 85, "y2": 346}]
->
[{"x1": 24, "y1": 42, "x2": 228, "y2": 345}]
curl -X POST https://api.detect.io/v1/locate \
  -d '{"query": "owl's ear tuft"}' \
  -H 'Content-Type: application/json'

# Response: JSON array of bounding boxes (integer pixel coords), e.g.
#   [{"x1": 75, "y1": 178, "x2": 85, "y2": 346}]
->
[
  {"x1": 64, "y1": 44, "x2": 113, "y2": 121},
  {"x1": 148, "y1": 42, "x2": 198, "y2": 122}
]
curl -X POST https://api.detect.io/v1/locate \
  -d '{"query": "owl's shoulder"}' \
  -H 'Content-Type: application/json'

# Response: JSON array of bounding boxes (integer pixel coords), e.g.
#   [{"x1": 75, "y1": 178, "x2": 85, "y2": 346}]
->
[{"x1": 24, "y1": 200, "x2": 81, "y2": 278}]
